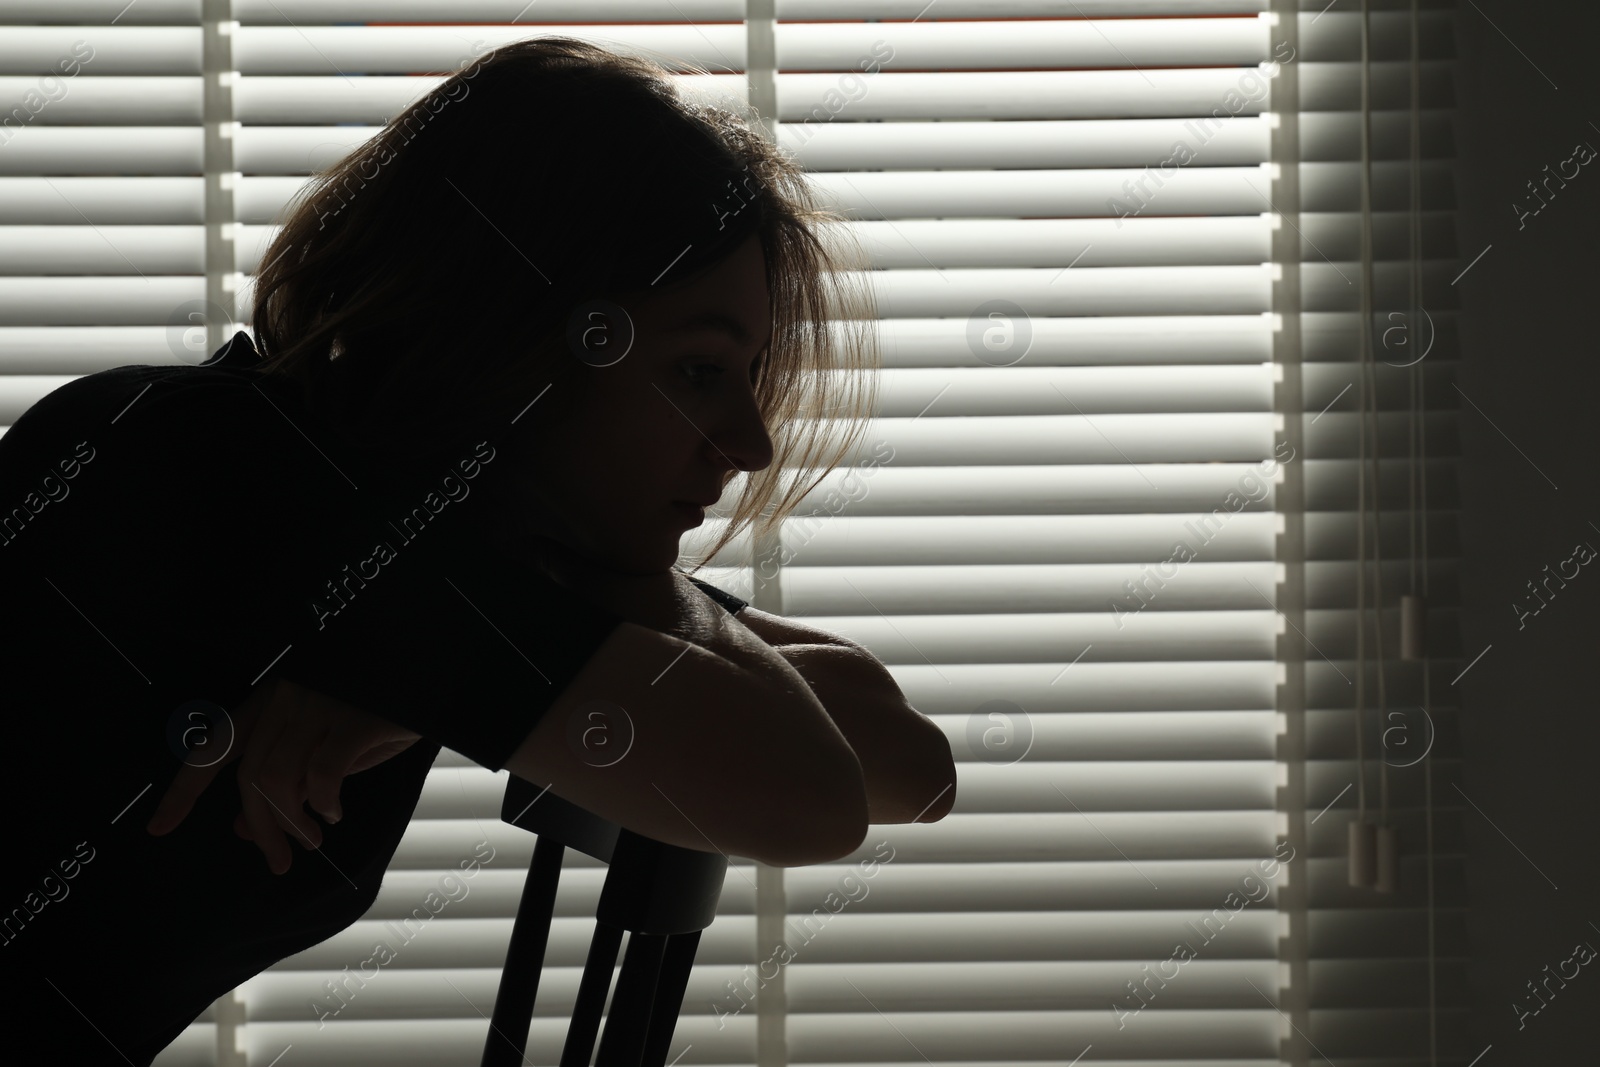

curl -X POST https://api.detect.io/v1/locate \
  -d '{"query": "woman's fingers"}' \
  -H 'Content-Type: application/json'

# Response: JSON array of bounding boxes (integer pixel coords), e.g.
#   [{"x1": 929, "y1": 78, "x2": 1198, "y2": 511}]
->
[
  {"x1": 305, "y1": 734, "x2": 350, "y2": 829},
  {"x1": 254, "y1": 682, "x2": 331, "y2": 854},
  {"x1": 304, "y1": 697, "x2": 420, "y2": 821},
  {"x1": 145, "y1": 759, "x2": 227, "y2": 837},
  {"x1": 151, "y1": 675, "x2": 420, "y2": 875},
  {"x1": 303, "y1": 688, "x2": 374, "y2": 824},
  {"x1": 148, "y1": 676, "x2": 401, "y2": 876},
  {"x1": 146, "y1": 696, "x2": 254, "y2": 837},
  {"x1": 236, "y1": 680, "x2": 298, "y2": 875}
]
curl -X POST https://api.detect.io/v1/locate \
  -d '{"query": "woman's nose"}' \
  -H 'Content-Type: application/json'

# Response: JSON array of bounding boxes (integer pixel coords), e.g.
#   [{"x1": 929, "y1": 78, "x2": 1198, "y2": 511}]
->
[{"x1": 718, "y1": 393, "x2": 774, "y2": 474}]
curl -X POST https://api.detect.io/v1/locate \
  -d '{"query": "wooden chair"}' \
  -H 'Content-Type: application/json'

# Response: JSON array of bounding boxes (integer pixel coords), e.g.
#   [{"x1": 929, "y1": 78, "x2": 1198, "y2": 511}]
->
[{"x1": 480, "y1": 774, "x2": 729, "y2": 1067}]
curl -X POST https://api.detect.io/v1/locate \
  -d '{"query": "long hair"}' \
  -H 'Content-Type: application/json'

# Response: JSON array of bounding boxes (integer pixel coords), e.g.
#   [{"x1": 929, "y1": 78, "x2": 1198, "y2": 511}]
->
[{"x1": 248, "y1": 35, "x2": 880, "y2": 575}]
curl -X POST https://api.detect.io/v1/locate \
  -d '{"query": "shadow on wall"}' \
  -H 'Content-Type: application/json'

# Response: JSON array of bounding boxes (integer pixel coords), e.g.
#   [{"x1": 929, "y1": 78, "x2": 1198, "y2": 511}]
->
[{"x1": 1453, "y1": 1, "x2": 1600, "y2": 1060}]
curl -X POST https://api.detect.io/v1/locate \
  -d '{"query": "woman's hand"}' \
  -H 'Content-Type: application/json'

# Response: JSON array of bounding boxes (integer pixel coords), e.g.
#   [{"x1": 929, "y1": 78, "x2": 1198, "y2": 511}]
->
[
  {"x1": 767, "y1": 643, "x2": 958, "y2": 826},
  {"x1": 145, "y1": 676, "x2": 422, "y2": 874}
]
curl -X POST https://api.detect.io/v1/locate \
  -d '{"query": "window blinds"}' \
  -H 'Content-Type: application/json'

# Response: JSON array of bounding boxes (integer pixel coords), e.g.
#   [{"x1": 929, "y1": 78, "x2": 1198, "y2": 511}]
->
[
  {"x1": 0, "y1": 1, "x2": 1466, "y2": 1065},
  {"x1": 696, "y1": 2, "x2": 1466, "y2": 1064}
]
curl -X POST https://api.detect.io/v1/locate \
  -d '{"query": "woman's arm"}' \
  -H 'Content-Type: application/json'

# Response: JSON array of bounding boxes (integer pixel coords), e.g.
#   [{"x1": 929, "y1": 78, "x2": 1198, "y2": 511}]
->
[{"x1": 730, "y1": 608, "x2": 957, "y2": 825}]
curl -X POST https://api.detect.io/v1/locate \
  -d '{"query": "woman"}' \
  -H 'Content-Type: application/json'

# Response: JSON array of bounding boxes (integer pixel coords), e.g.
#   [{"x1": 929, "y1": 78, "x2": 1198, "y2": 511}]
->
[{"x1": 0, "y1": 37, "x2": 954, "y2": 1063}]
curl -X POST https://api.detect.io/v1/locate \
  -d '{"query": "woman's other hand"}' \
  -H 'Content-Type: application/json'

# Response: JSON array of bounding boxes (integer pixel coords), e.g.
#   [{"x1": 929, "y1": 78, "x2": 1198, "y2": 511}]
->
[
  {"x1": 145, "y1": 676, "x2": 421, "y2": 874},
  {"x1": 768, "y1": 642, "x2": 957, "y2": 826}
]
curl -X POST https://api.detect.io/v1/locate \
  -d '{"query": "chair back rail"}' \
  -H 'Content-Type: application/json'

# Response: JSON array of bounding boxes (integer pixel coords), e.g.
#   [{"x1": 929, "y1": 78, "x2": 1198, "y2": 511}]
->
[{"x1": 481, "y1": 775, "x2": 731, "y2": 1067}]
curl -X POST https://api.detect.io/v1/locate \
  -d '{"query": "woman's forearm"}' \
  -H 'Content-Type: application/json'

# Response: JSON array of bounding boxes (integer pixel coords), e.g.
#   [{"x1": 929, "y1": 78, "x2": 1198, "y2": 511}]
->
[{"x1": 769, "y1": 643, "x2": 957, "y2": 825}]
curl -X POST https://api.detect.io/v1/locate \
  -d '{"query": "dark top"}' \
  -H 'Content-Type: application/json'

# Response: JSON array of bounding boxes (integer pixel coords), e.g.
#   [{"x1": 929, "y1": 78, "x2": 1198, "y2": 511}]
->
[{"x1": 0, "y1": 330, "x2": 746, "y2": 1063}]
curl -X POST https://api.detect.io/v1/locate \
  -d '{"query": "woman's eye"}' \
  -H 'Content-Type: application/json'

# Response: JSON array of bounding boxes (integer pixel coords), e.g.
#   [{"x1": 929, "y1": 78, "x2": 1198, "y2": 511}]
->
[
  {"x1": 681, "y1": 356, "x2": 763, "y2": 389},
  {"x1": 681, "y1": 362, "x2": 724, "y2": 387}
]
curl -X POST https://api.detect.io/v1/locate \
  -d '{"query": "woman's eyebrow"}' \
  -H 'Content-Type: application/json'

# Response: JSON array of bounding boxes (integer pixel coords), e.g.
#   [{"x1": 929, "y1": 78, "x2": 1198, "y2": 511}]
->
[{"x1": 669, "y1": 310, "x2": 770, "y2": 350}]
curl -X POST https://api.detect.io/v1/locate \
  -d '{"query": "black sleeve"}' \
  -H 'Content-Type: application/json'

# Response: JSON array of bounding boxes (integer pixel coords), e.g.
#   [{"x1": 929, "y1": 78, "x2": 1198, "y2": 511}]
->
[
  {"x1": 54, "y1": 373, "x2": 629, "y2": 773},
  {"x1": 680, "y1": 572, "x2": 749, "y2": 616},
  {"x1": 276, "y1": 532, "x2": 627, "y2": 771}
]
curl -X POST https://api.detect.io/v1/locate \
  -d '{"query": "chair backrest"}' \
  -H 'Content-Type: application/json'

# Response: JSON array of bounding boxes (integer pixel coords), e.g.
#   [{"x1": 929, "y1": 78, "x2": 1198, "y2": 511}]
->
[{"x1": 481, "y1": 775, "x2": 730, "y2": 1067}]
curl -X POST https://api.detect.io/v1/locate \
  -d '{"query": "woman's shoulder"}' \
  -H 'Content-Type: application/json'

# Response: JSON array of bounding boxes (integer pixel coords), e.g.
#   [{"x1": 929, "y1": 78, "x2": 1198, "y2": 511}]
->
[
  {"x1": 0, "y1": 332, "x2": 498, "y2": 572},
  {"x1": 0, "y1": 356, "x2": 282, "y2": 528},
  {"x1": 1, "y1": 333, "x2": 287, "y2": 460},
  {"x1": 0, "y1": 340, "x2": 392, "y2": 545}
]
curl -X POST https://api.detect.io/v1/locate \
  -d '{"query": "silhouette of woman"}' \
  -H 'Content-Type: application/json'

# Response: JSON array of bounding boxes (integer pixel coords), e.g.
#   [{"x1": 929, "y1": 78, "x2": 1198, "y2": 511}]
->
[{"x1": 0, "y1": 36, "x2": 948, "y2": 1064}]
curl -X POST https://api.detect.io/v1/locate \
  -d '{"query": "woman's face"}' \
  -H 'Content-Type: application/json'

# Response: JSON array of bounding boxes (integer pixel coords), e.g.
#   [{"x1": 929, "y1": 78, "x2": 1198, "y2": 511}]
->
[{"x1": 502, "y1": 232, "x2": 776, "y2": 574}]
